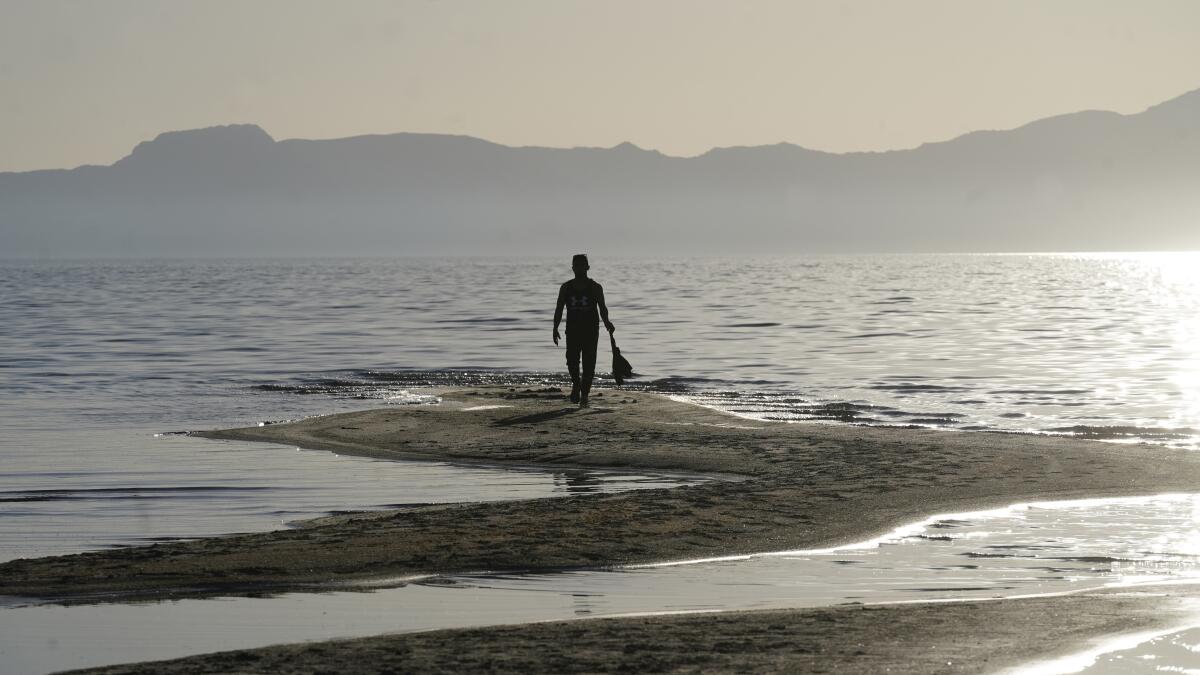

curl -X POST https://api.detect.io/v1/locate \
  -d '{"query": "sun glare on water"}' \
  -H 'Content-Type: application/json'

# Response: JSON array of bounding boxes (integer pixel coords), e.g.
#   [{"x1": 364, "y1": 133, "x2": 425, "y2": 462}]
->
[
  {"x1": 1088, "y1": 252, "x2": 1200, "y2": 436},
  {"x1": 1147, "y1": 253, "x2": 1200, "y2": 435}
]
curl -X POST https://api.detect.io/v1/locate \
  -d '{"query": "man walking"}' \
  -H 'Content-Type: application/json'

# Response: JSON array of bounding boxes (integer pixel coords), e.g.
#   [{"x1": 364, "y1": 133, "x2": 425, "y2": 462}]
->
[{"x1": 553, "y1": 254, "x2": 615, "y2": 408}]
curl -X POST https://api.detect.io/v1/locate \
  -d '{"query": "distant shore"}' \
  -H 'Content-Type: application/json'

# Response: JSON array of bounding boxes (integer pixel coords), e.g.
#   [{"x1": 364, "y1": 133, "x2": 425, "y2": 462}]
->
[{"x1": 8, "y1": 388, "x2": 1200, "y2": 672}]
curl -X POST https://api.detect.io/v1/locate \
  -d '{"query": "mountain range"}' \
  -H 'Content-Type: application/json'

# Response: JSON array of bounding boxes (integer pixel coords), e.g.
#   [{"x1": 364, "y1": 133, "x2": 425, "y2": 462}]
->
[{"x1": 3, "y1": 88, "x2": 1199, "y2": 257}]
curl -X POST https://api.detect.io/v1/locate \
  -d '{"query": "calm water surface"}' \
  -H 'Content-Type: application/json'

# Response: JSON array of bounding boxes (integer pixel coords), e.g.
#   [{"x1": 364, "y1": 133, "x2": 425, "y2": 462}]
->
[
  {"x1": 3, "y1": 254, "x2": 1200, "y2": 672},
  {"x1": 2, "y1": 254, "x2": 1200, "y2": 560},
  {"x1": 7, "y1": 254, "x2": 1200, "y2": 439}
]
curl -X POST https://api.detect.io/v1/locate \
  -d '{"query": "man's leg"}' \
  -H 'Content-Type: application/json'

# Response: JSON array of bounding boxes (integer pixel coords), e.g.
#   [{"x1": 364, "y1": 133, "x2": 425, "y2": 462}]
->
[
  {"x1": 565, "y1": 329, "x2": 582, "y2": 403},
  {"x1": 579, "y1": 325, "x2": 599, "y2": 406}
]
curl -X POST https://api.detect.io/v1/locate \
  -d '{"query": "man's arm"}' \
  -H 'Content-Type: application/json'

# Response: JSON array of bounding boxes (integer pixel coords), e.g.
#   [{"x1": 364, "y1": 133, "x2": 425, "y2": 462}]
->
[
  {"x1": 596, "y1": 283, "x2": 615, "y2": 334},
  {"x1": 552, "y1": 285, "x2": 566, "y2": 345}
]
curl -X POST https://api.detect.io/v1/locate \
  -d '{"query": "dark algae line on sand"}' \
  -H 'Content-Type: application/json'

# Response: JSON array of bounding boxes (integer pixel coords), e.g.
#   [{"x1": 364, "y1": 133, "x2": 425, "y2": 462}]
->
[{"x1": 5, "y1": 388, "x2": 1200, "y2": 602}]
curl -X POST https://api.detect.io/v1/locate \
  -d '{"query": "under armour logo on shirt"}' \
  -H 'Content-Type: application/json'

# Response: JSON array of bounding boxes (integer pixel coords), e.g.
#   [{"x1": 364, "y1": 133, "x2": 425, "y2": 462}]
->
[{"x1": 570, "y1": 295, "x2": 590, "y2": 307}]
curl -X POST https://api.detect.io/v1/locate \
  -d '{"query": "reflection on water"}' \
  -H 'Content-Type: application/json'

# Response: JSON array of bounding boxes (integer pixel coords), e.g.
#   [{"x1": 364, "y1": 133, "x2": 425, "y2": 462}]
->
[
  {"x1": 4, "y1": 254, "x2": 1200, "y2": 670},
  {"x1": 3, "y1": 495, "x2": 1200, "y2": 674},
  {"x1": 0, "y1": 430, "x2": 702, "y2": 563},
  {"x1": 4, "y1": 255, "x2": 1200, "y2": 560}
]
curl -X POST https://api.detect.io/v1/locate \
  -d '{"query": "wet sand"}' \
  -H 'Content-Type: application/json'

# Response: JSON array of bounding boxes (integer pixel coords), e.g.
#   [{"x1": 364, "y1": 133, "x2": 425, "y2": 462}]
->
[
  {"x1": 8, "y1": 388, "x2": 1200, "y2": 671},
  {"x1": 5, "y1": 388, "x2": 1200, "y2": 600}
]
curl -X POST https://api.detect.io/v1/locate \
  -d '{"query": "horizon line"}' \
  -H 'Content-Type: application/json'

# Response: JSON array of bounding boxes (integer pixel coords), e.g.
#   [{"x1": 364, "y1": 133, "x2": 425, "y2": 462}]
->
[{"x1": 4, "y1": 250, "x2": 1200, "y2": 262}]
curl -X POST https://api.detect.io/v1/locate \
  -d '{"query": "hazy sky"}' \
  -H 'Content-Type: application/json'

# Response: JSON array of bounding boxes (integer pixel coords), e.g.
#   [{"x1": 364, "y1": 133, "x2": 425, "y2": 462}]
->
[{"x1": 3, "y1": 0, "x2": 1199, "y2": 172}]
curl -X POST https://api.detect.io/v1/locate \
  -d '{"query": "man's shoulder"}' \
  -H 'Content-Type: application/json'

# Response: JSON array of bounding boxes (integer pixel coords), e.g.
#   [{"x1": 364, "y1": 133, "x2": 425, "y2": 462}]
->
[
  {"x1": 560, "y1": 278, "x2": 601, "y2": 287},
  {"x1": 560, "y1": 278, "x2": 602, "y2": 294}
]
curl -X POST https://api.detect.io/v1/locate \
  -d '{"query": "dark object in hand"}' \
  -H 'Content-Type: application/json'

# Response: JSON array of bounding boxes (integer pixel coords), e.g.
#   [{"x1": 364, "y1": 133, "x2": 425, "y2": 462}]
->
[{"x1": 610, "y1": 335, "x2": 634, "y2": 386}]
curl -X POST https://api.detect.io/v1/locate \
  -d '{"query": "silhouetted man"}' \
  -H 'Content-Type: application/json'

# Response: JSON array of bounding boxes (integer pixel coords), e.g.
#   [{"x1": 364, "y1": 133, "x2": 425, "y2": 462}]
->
[{"x1": 553, "y1": 254, "x2": 614, "y2": 408}]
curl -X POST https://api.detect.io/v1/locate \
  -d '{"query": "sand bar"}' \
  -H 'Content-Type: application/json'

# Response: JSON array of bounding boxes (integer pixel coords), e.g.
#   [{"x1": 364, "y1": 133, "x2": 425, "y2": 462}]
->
[
  {"x1": 10, "y1": 387, "x2": 1200, "y2": 673},
  {"x1": 4, "y1": 387, "x2": 1200, "y2": 601}
]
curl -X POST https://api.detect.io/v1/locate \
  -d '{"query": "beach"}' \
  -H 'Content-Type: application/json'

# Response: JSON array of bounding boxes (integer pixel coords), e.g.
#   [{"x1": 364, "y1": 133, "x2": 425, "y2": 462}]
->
[{"x1": 5, "y1": 387, "x2": 1200, "y2": 672}]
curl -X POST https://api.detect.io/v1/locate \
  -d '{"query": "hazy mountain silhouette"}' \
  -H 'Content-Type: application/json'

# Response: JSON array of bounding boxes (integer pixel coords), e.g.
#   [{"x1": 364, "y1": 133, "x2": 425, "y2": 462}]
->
[{"x1": 3, "y1": 88, "x2": 1199, "y2": 257}]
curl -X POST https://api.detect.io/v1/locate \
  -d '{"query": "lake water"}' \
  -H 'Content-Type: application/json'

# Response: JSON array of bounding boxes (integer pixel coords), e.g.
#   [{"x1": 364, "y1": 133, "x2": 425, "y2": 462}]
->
[
  {"x1": 3, "y1": 254, "x2": 1200, "y2": 672},
  {"x1": 2, "y1": 254, "x2": 1200, "y2": 560}
]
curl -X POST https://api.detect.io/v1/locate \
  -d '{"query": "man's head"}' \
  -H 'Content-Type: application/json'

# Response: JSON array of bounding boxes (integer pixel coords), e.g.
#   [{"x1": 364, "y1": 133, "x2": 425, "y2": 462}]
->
[{"x1": 572, "y1": 254, "x2": 589, "y2": 275}]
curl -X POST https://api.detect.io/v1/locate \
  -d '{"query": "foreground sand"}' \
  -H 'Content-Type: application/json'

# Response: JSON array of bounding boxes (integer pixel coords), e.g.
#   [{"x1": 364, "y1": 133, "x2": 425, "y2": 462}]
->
[{"x1": 8, "y1": 388, "x2": 1200, "y2": 673}]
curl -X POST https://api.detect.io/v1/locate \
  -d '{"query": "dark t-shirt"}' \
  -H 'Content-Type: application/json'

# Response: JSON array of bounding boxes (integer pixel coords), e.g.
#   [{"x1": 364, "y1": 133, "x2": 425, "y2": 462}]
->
[{"x1": 558, "y1": 278, "x2": 604, "y2": 326}]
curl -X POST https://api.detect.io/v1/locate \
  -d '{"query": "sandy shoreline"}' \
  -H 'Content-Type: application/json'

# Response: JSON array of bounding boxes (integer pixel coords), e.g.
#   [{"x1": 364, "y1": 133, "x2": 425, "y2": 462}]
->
[
  {"x1": 5, "y1": 387, "x2": 1200, "y2": 600},
  {"x1": 7, "y1": 387, "x2": 1200, "y2": 672}
]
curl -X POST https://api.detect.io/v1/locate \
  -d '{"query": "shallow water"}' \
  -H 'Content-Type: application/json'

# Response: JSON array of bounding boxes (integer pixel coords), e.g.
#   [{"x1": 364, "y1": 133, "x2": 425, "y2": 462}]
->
[
  {"x1": 224, "y1": 253, "x2": 1200, "y2": 446},
  {"x1": 1005, "y1": 619, "x2": 1200, "y2": 674},
  {"x1": 4, "y1": 494, "x2": 1200, "y2": 674},
  {"x1": 1077, "y1": 625, "x2": 1200, "y2": 673},
  {"x1": 3, "y1": 254, "x2": 1200, "y2": 671},
  {"x1": 0, "y1": 426, "x2": 698, "y2": 562},
  {"x1": 4, "y1": 254, "x2": 1200, "y2": 441},
  {"x1": 3, "y1": 254, "x2": 1200, "y2": 561}
]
